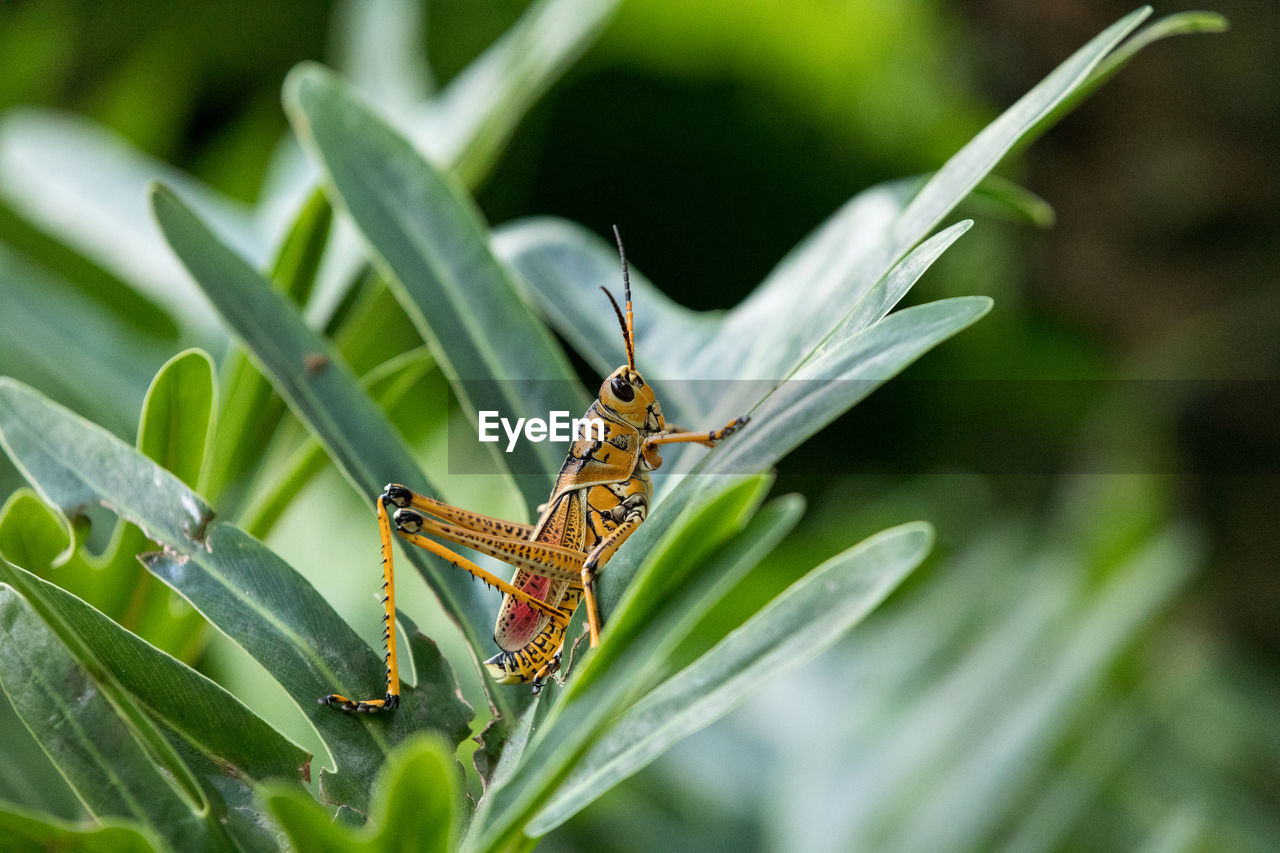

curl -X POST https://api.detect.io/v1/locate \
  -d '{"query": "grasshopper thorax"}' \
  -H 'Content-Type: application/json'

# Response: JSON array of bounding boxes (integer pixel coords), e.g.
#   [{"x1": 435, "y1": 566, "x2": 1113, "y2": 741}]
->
[{"x1": 599, "y1": 365, "x2": 664, "y2": 434}]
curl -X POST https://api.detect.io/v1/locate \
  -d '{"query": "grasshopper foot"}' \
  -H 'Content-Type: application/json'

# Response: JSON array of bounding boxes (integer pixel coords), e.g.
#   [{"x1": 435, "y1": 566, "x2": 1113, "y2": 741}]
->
[
  {"x1": 319, "y1": 692, "x2": 399, "y2": 713},
  {"x1": 711, "y1": 416, "x2": 749, "y2": 442}
]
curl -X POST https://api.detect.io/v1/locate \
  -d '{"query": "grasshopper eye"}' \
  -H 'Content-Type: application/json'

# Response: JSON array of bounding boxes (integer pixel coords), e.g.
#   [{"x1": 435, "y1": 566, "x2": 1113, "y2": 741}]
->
[{"x1": 610, "y1": 376, "x2": 635, "y2": 402}]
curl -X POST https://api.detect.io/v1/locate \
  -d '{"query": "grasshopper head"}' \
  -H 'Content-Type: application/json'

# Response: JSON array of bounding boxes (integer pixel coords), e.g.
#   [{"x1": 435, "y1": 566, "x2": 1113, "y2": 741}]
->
[{"x1": 599, "y1": 365, "x2": 663, "y2": 432}]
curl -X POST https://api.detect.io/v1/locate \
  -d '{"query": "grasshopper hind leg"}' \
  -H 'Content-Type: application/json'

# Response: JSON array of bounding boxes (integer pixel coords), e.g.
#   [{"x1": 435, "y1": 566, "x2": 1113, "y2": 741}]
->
[{"x1": 529, "y1": 650, "x2": 563, "y2": 695}]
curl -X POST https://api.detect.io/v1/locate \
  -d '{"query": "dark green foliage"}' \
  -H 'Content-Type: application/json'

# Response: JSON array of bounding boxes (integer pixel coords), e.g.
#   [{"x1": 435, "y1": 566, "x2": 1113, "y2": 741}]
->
[{"x1": 0, "y1": 5, "x2": 1253, "y2": 853}]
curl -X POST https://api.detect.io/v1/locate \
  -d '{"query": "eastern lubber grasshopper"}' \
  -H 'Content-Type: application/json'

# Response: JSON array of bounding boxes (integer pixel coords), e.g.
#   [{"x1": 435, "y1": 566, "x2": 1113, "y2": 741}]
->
[{"x1": 321, "y1": 229, "x2": 747, "y2": 712}]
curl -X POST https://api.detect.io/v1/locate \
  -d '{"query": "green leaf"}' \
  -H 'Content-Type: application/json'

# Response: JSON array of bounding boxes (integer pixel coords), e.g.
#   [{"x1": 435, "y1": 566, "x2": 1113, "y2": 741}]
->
[
  {"x1": 578, "y1": 477, "x2": 778, "y2": 686},
  {"x1": 1015, "y1": 11, "x2": 1229, "y2": 157},
  {"x1": 262, "y1": 734, "x2": 461, "y2": 853},
  {"x1": 268, "y1": 0, "x2": 618, "y2": 342},
  {"x1": 270, "y1": 186, "x2": 335, "y2": 308},
  {"x1": 0, "y1": 195, "x2": 177, "y2": 340},
  {"x1": 877, "y1": 526, "x2": 1197, "y2": 852},
  {"x1": 256, "y1": 783, "x2": 344, "y2": 853},
  {"x1": 494, "y1": 215, "x2": 737, "y2": 385},
  {"x1": 708, "y1": 296, "x2": 994, "y2": 476},
  {"x1": 138, "y1": 349, "x2": 215, "y2": 490},
  {"x1": 0, "y1": 378, "x2": 473, "y2": 814},
  {"x1": 135, "y1": 519, "x2": 475, "y2": 815},
  {"x1": 0, "y1": 685, "x2": 84, "y2": 821},
  {"x1": 499, "y1": 8, "x2": 1155, "y2": 410},
  {"x1": 0, "y1": 558, "x2": 309, "y2": 785},
  {"x1": 0, "y1": 108, "x2": 261, "y2": 338},
  {"x1": 547, "y1": 295, "x2": 987, "y2": 698},
  {"x1": 0, "y1": 585, "x2": 230, "y2": 851},
  {"x1": 885, "y1": 7, "x2": 1151, "y2": 264},
  {"x1": 332, "y1": 0, "x2": 432, "y2": 112},
  {"x1": 238, "y1": 348, "x2": 438, "y2": 540},
  {"x1": 0, "y1": 378, "x2": 213, "y2": 569},
  {"x1": 823, "y1": 220, "x2": 974, "y2": 349},
  {"x1": 0, "y1": 804, "x2": 161, "y2": 853},
  {"x1": 147, "y1": 183, "x2": 505, "y2": 699},
  {"x1": 415, "y1": 0, "x2": 623, "y2": 189},
  {"x1": 529, "y1": 521, "x2": 933, "y2": 833},
  {"x1": 965, "y1": 175, "x2": 1055, "y2": 228},
  {"x1": 465, "y1": 480, "x2": 794, "y2": 851},
  {"x1": 0, "y1": 487, "x2": 203, "y2": 665},
  {"x1": 285, "y1": 64, "x2": 585, "y2": 503},
  {"x1": 496, "y1": 202, "x2": 977, "y2": 458},
  {"x1": 0, "y1": 244, "x2": 170, "y2": 441},
  {"x1": 365, "y1": 734, "x2": 462, "y2": 853},
  {"x1": 207, "y1": 188, "x2": 332, "y2": 508}
]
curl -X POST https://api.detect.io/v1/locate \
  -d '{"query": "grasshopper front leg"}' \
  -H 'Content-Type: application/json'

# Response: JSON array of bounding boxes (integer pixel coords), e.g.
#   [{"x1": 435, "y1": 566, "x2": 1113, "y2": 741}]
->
[
  {"x1": 580, "y1": 499, "x2": 646, "y2": 647},
  {"x1": 643, "y1": 416, "x2": 749, "y2": 451}
]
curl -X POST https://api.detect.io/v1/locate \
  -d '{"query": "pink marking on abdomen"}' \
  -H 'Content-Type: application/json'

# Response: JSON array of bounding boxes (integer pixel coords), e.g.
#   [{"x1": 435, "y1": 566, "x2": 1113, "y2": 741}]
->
[{"x1": 508, "y1": 574, "x2": 552, "y2": 644}]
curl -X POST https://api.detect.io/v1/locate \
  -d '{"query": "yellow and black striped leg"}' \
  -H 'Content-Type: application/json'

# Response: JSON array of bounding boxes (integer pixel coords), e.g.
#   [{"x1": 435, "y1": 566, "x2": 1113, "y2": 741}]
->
[
  {"x1": 320, "y1": 493, "x2": 402, "y2": 713},
  {"x1": 384, "y1": 483, "x2": 537, "y2": 541},
  {"x1": 529, "y1": 648, "x2": 563, "y2": 696},
  {"x1": 392, "y1": 511, "x2": 577, "y2": 625},
  {"x1": 392, "y1": 508, "x2": 587, "y2": 583},
  {"x1": 581, "y1": 508, "x2": 646, "y2": 646}
]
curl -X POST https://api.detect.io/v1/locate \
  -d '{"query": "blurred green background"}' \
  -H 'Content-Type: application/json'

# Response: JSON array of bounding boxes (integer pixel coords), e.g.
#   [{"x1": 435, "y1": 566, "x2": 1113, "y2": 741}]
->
[{"x1": 0, "y1": 1, "x2": 1276, "y2": 850}]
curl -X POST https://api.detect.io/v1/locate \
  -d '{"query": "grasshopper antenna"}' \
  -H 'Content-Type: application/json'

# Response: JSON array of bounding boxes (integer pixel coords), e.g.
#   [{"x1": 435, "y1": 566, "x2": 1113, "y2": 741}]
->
[{"x1": 601, "y1": 224, "x2": 636, "y2": 370}]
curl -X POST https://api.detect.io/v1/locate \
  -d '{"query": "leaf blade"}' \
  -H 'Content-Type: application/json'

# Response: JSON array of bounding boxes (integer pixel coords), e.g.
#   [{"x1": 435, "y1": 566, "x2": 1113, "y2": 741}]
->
[
  {"x1": 415, "y1": 0, "x2": 623, "y2": 189},
  {"x1": 529, "y1": 521, "x2": 932, "y2": 833},
  {"x1": 0, "y1": 804, "x2": 162, "y2": 853},
  {"x1": 0, "y1": 584, "x2": 226, "y2": 851},
  {"x1": 0, "y1": 378, "x2": 473, "y2": 813},
  {"x1": 0, "y1": 558, "x2": 309, "y2": 785},
  {"x1": 286, "y1": 64, "x2": 585, "y2": 503},
  {"x1": 147, "y1": 183, "x2": 502, "y2": 685},
  {"x1": 138, "y1": 349, "x2": 215, "y2": 492}
]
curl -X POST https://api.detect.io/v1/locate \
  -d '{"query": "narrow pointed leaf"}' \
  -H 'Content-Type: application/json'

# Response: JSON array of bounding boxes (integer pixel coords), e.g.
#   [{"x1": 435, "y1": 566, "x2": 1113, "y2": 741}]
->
[
  {"x1": 828, "y1": 220, "x2": 973, "y2": 341},
  {"x1": 708, "y1": 296, "x2": 993, "y2": 476},
  {"x1": 467, "y1": 481, "x2": 798, "y2": 851},
  {"x1": 207, "y1": 189, "x2": 332, "y2": 506},
  {"x1": 0, "y1": 108, "x2": 260, "y2": 337},
  {"x1": 286, "y1": 64, "x2": 584, "y2": 504},
  {"x1": 333, "y1": 0, "x2": 433, "y2": 111},
  {"x1": 500, "y1": 8, "x2": 1161, "y2": 405},
  {"x1": 0, "y1": 673, "x2": 84, "y2": 820},
  {"x1": 493, "y1": 216, "x2": 723, "y2": 396},
  {"x1": 238, "y1": 348, "x2": 437, "y2": 540},
  {"x1": 530, "y1": 521, "x2": 933, "y2": 833},
  {"x1": 0, "y1": 586, "x2": 228, "y2": 851},
  {"x1": 0, "y1": 378, "x2": 473, "y2": 813},
  {"x1": 262, "y1": 734, "x2": 461, "y2": 853},
  {"x1": 255, "y1": 783, "x2": 345, "y2": 853},
  {"x1": 0, "y1": 805, "x2": 161, "y2": 853},
  {"x1": 138, "y1": 349, "x2": 214, "y2": 491},
  {"x1": 887, "y1": 527, "x2": 1196, "y2": 852},
  {"x1": 1016, "y1": 11, "x2": 1229, "y2": 157},
  {"x1": 415, "y1": 0, "x2": 623, "y2": 188},
  {"x1": 886, "y1": 7, "x2": 1151, "y2": 261},
  {"x1": 135, "y1": 521, "x2": 474, "y2": 815},
  {"x1": 0, "y1": 377, "x2": 213, "y2": 569},
  {"x1": 0, "y1": 245, "x2": 170, "y2": 441},
  {"x1": 0, "y1": 559, "x2": 308, "y2": 784},
  {"x1": 365, "y1": 735, "x2": 463, "y2": 853},
  {"x1": 148, "y1": 184, "x2": 504, "y2": 692}
]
